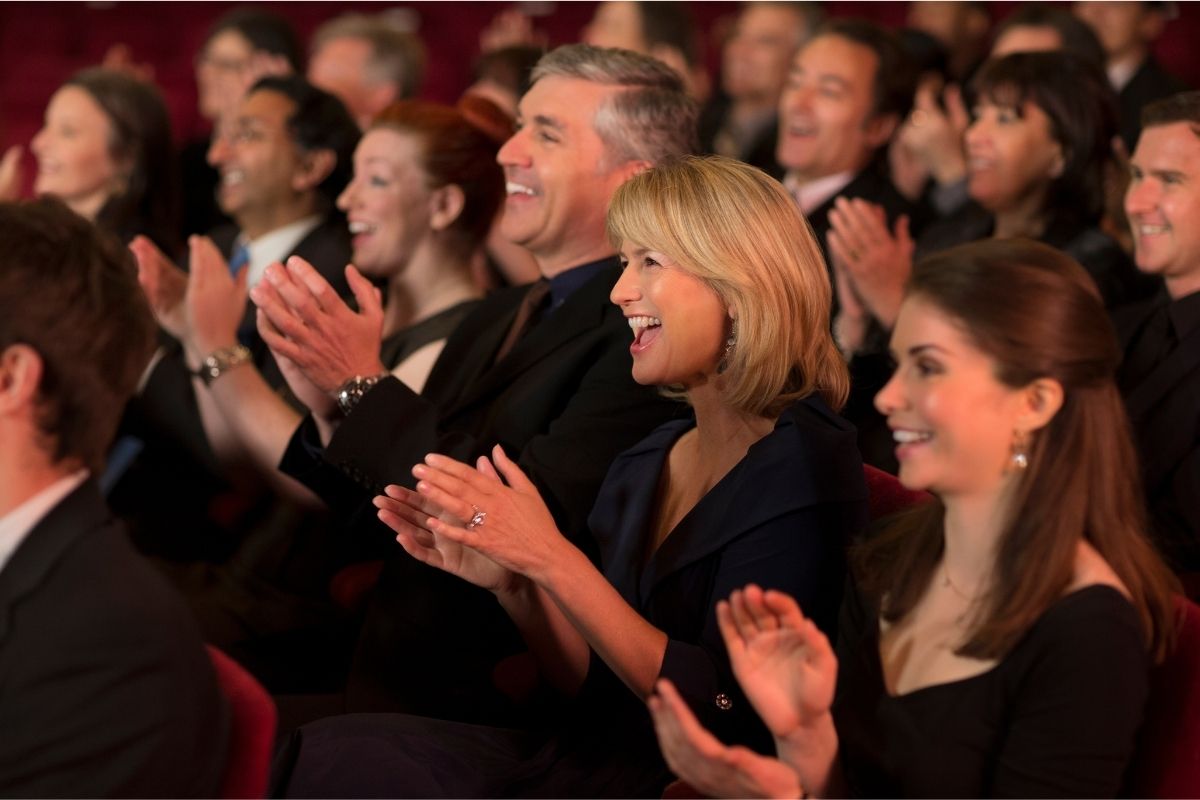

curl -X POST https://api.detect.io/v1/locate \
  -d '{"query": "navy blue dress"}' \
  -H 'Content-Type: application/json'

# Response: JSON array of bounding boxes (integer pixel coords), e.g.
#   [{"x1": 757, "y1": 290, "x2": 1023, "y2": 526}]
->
[{"x1": 277, "y1": 396, "x2": 868, "y2": 798}]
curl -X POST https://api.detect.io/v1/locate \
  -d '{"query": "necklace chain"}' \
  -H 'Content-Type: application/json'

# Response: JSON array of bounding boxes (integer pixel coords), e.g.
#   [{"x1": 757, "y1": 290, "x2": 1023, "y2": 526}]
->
[{"x1": 941, "y1": 563, "x2": 980, "y2": 603}]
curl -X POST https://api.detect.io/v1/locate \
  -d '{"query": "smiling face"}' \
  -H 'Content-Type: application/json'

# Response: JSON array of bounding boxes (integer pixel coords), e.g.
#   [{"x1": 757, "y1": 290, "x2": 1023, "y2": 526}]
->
[
  {"x1": 31, "y1": 86, "x2": 122, "y2": 221},
  {"x1": 497, "y1": 75, "x2": 638, "y2": 276},
  {"x1": 875, "y1": 295, "x2": 1033, "y2": 498},
  {"x1": 336, "y1": 128, "x2": 432, "y2": 278},
  {"x1": 776, "y1": 34, "x2": 889, "y2": 182},
  {"x1": 1126, "y1": 122, "x2": 1200, "y2": 299},
  {"x1": 609, "y1": 242, "x2": 728, "y2": 389},
  {"x1": 965, "y1": 98, "x2": 1063, "y2": 216},
  {"x1": 206, "y1": 88, "x2": 307, "y2": 236}
]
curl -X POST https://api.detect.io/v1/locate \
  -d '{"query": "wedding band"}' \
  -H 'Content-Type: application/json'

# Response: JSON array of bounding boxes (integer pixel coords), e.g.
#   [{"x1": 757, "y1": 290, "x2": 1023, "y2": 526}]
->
[{"x1": 467, "y1": 506, "x2": 487, "y2": 529}]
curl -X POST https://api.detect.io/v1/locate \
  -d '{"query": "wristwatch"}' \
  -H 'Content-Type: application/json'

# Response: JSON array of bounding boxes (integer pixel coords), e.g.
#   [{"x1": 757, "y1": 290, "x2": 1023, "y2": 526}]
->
[
  {"x1": 196, "y1": 344, "x2": 252, "y2": 385},
  {"x1": 336, "y1": 373, "x2": 387, "y2": 416}
]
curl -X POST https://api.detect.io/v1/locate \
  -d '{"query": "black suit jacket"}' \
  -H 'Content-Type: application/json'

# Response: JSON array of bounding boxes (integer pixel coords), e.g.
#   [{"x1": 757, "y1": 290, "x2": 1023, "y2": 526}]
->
[
  {"x1": 0, "y1": 479, "x2": 228, "y2": 797},
  {"x1": 280, "y1": 259, "x2": 683, "y2": 717},
  {"x1": 1115, "y1": 295, "x2": 1200, "y2": 572}
]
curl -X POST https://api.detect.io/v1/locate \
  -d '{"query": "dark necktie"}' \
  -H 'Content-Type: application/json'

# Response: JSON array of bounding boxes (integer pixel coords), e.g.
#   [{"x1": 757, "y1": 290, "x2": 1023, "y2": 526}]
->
[
  {"x1": 1121, "y1": 305, "x2": 1176, "y2": 392},
  {"x1": 494, "y1": 279, "x2": 550, "y2": 363},
  {"x1": 228, "y1": 243, "x2": 250, "y2": 276}
]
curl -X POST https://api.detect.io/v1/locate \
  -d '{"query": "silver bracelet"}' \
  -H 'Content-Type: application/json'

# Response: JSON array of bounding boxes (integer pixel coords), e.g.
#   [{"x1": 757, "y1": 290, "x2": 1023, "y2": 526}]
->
[{"x1": 196, "y1": 344, "x2": 252, "y2": 385}]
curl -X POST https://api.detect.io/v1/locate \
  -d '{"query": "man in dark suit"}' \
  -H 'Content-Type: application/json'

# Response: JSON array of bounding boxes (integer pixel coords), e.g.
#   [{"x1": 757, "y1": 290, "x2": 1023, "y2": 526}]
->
[
  {"x1": 1075, "y1": 2, "x2": 1189, "y2": 152},
  {"x1": 1118, "y1": 92, "x2": 1200, "y2": 579},
  {"x1": 117, "y1": 75, "x2": 360, "y2": 566},
  {"x1": 775, "y1": 19, "x2": 919, "y2": 471},
  {"x1": 0, "y1": 199, "x2": 228, "y2": 796},
  {"x1": 252, "y1": 45, "x2": 695, "y2": 721}
]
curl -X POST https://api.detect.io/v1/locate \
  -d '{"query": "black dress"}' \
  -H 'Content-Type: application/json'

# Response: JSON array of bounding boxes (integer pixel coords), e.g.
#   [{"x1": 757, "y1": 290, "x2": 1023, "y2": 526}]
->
[
  {"x1": 275, "y1": 397, "x2": 869, "y2": 798},
  {"x1": 834, "y1": 584, "x2": 1150, "y2": 798}
]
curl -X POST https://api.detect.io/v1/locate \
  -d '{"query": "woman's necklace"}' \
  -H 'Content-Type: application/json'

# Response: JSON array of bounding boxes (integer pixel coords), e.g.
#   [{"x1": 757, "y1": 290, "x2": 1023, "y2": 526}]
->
[{"x1": 941, "y1": 564, "x2": 979, "y2": 603}]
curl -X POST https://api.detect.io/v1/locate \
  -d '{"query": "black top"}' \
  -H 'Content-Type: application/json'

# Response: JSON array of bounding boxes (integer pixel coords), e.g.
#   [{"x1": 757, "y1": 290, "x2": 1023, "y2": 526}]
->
[{"x1": 834, "y1": 584, "x2": 1150, "y2": 798}]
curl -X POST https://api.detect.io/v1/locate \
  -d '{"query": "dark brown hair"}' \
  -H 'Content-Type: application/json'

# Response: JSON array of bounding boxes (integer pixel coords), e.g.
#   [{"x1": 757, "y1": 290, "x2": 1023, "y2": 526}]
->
[
  {"x1": 854, "y1": 239, "x2": 1178, "y2": 661},
  {"x1": 369, "y1": 97, "x2": 509, "y2": 251},
  {"x1": 0, "y1": 198, "x2": 156, "y2": 472},
  {"x1": 65, "y1": 68, "x2": 179, "y2": 253},
  {"x1": 970, "y1": 50, "x2": 1118, "y2": 230},
  {"x1": 1142, "y1": 89, "x2": 1200, "y2": 135},
  {"x1": 817, "y1": 19, "x2": 918, "y2": 123}
]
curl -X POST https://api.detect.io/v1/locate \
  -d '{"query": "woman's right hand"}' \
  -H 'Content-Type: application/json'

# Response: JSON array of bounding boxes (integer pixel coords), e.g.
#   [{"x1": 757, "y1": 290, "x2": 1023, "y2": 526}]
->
[
  {"x1": 719, "y1": 585, "x2": 838, "y2": 740},
  {"x1": 131, "y1": 235, "x2": 189, "y2": 341}
]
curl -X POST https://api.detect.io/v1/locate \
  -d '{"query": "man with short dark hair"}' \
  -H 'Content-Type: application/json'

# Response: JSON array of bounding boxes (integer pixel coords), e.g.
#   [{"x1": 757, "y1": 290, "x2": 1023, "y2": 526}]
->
[
  {"x1": 0, "y1": 198, "x2": 227, "y2": 796},
  {"x1": 308, "y1": 13, "x2": 426, "y2": 129},
  {"x1": 1117, "y1": 91, "x2": 1200, "y2": 578},
  {"x1": 252, "y1": 44, "x2": 695, "y2": 719},
  {"x1": 776, "y1": 19, "x2": 920, "y2": 471}
]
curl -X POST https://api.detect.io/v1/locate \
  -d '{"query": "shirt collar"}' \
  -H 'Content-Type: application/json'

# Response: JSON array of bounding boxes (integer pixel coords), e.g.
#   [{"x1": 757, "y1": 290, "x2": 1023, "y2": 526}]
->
[
  {"x1": 547, "y1": 255, "x2": 617, "y2": 310},
  {"x1": 783, "y1": 171, "x2": 856, "y2": 215},
  {"x1": 240, "y1": 215, "x2": 324, "y2": 288},
  {"x1": 1108, "y1": 59, "x2": 1142, "y2": 93},
  {"x1": 0, "y1": 470, "x2": 89, "y2": 575}
]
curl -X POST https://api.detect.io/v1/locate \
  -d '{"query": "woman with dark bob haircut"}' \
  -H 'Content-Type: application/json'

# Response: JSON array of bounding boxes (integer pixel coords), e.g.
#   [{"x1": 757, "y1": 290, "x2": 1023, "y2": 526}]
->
[
  {"x1": 32, "y1": 67, "x2": 179, "y2": 253},
  {"x1": 649, "y1": 238, "x2": 1180, "y2": 798},
  {"x1": 829, "y1": 51, "x2": 1154, "y2": 358}
]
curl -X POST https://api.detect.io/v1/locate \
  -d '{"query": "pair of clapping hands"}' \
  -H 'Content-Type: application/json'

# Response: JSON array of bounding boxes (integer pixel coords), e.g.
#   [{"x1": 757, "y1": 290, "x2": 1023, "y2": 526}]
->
[{"x1": 130, "y1": 235, "x2": 387, "y2": 418}]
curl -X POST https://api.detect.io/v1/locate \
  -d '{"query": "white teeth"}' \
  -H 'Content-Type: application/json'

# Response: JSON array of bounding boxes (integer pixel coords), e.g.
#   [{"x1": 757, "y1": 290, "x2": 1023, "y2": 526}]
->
[
  {"x1": 893, "y1": 429, "x2": 933, "y2": 444},
  {"x1": 1138, "y1": 224, "x2": 1169, "y2": 235},
  {"x1": 349, "y1": 221, "x2": 376, "y2": 234},
  {"x1": 506, "y1": 182, "x2": 536, "y2": 196},
  {"x1": 627, "y1": 315, "x2": 662, "y2": 331},
  {"x1": 968, "y1": 157, "x2": 993, "y2": 170},
  {"x1": 222, "y1": 169, "x2": 244, "y2": 186}
]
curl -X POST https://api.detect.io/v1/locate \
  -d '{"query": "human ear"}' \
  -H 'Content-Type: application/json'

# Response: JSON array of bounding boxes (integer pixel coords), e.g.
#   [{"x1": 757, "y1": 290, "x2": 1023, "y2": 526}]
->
[
  {"x1": 429, "y1": 184, "x2": 466, "y2": 231},
  {"x1": 0, "y1": 344, "x2": 44, "y2": 415},
  {"x1": 1018, "y1": 377, "x2": 1064, "y2": 434},
  {"x1": 863, "y1": 113, "x2": 900, "y2": 150},
  {"x1": 292, "y1": 148, "x2": 336, "y2": 192}
]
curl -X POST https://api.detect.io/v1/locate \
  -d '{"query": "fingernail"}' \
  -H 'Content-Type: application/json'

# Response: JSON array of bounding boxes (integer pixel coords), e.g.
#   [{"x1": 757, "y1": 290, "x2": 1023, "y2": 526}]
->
[
  {"x1": 416, "y1": 481, "x2": 429, "y2": 493},
  {"x1": 412, "y1": 465, "x2": 426, "y2": 477}
]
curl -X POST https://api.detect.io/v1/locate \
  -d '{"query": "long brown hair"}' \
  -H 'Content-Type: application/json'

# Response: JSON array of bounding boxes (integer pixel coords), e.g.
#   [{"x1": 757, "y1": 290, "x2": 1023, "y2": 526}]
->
[{"x1": 854, "y1": 239, "x2": 1178, "y2": 661}]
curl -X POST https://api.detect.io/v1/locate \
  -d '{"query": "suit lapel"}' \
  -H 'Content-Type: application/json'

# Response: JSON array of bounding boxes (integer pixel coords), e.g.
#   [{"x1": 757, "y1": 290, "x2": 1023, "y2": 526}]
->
[
  {"x1": 448, "y1": 267, "x2": 616, "y2": 414},
  {"x1": 1125, "y1": 323, "x2": 1200, "y2": 421},
  {"x1": 0, "y1": 480, "x2": 108, "y2": 643}
]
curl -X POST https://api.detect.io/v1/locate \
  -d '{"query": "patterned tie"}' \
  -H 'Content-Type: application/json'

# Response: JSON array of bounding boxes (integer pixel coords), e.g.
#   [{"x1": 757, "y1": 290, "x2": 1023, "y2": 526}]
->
[{"x1": 494, "y1": 279, "x2": 550, "y2": 363}]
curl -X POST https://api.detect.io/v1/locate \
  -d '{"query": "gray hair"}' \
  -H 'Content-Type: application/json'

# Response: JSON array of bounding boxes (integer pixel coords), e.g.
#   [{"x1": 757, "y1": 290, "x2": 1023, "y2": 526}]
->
[
  {"x1": 312, "y1": 13, "x2": 426, "y2": 99},
  {"x1": 531, "y1": 44, "x2": 698, "y2": 166}
]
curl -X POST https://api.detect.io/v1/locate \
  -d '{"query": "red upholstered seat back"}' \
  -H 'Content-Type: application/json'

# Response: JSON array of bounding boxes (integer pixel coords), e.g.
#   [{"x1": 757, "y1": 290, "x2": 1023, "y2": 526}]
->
[
  {"x1": 862, "y1": 463, "x2": 932, "y2": 520},
  {"x1": 1125, "y1": 596, "x2": 1200, "y2": 798},
  {"x1": 207, "y1": 645, "x2": 278, "y2": 799}
]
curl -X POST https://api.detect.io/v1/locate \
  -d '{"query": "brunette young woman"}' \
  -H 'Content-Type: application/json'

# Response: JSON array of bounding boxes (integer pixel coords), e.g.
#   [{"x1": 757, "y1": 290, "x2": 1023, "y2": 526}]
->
[{"x1": 649, "y1": 238, "x2": 1178, "y2": 799}]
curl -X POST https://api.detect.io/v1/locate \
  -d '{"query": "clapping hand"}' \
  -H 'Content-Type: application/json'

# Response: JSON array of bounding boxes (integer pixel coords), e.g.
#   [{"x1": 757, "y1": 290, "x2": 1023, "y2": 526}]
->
[
  {"x1": 409, "y1": 445, "x2": 569, "y2": 586},
  {"x1": 720, "y1": 585, "x2": 837, "y2": 742},
  {"x1": 250, "y1": 257, "x2": 387, "y2": 395},
  {"x1": 185, "y1": 235, "x2": 247, "y2": 356},
  {"x1": 827, "y1": 197, "x2": 913, "y2": 329},
  {"x1": 649, "y1": 678, "x2": 804, "y2": 799},
  {"x1": 376, "y1": 456, "x2": 522, "y2": 595},
  {"x1": 131, "y1": 235, "x2": 189, "y2": 340}
]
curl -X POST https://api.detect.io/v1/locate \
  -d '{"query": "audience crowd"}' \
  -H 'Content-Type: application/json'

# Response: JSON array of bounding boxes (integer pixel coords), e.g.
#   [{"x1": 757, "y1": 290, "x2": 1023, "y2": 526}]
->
[{"x1": 0, "y1": 2, "x2": 1197, "y2": 797}]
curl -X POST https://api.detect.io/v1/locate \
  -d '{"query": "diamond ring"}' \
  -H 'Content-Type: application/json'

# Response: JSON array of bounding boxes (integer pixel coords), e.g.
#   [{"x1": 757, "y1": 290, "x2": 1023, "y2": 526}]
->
[{"x1": 467, "y1": 506, "x2": 487, "y2": 530}]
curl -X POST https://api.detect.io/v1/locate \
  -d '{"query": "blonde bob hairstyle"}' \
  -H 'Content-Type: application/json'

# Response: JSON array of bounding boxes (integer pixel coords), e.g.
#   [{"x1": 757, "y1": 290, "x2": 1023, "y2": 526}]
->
[{"x1": 606, "y1": 155, "x2": 848, "y2": 418}]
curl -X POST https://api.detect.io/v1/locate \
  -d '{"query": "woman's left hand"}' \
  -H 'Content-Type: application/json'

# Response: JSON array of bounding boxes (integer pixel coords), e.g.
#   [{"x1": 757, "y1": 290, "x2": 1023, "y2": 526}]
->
[
  {"x1": 649, "y1": 678, "x2": 804, "y2": 800},
  {"x1": 412, "y1": 445, "x2": 570, "y2": 585}
]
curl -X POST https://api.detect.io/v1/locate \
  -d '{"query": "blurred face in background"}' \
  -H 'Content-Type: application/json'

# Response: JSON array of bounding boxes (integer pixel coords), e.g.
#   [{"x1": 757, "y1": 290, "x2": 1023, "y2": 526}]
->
[
  {"x1": 32, "y1": 85, "x2": 122, "y2": 221},
  {"x1": 196, "y1": 28, "x2": 257, "y2": 121},
  {"x1": 582, "y1": 2, "x2": 648, "y2": 52},
  {"x1": 722, "y1": 3, "x2": 808, "y2": 106},
  {"x1": 964, "y1": 97, "x2": 1063, "y2": 217}
]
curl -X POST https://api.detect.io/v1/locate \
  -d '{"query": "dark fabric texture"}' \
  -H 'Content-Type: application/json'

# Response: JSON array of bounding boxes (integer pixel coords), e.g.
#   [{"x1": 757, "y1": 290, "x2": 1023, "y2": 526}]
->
[
  {"x1": 834, "y1": 584, "x2": 1150, "y2": 798},
  {"x1": 1115, "y1": 290, "x2": 1200, "y2": 574},
  {"x1": 0, "y1": 479, "x2": 229, "y2": 797}
]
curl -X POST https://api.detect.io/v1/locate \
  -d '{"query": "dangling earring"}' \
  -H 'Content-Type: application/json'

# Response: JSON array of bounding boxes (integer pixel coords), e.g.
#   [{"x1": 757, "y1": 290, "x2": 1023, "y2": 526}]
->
[
  {"x1": 717, "y1": 323, "x2": 736, "y2": 375},
  {"x1": 1010, "y1": 430, "x2": 1030, "y2": 471}
]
